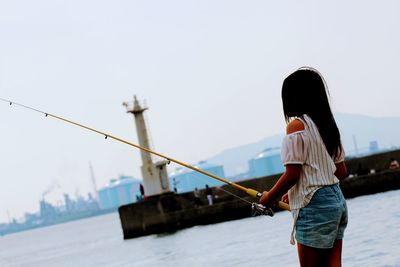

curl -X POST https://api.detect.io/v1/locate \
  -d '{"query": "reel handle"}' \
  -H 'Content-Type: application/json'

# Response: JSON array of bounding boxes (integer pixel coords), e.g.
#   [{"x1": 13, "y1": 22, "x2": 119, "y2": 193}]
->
[{"x1": 251, "y1": 203, "x2": 274, "y2": 217}]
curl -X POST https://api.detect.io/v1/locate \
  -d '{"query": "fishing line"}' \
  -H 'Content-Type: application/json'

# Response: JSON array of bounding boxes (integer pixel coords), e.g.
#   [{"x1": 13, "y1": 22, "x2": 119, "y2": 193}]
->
[
  {"x1": 216, "y1": 187, "x2": 274, "y2": 216},
  {"x1": 0, "y1": 97, "x2": 290, "y2": 213},
  {"x1": 217, "y1": 186, "x2": 252, "y2": 205}
]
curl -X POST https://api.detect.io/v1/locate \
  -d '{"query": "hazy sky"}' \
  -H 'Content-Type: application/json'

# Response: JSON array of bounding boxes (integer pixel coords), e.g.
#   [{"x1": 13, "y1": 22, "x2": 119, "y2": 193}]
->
[{"x1": 1, "y1": 0, "x2": 399, "y2": 222}]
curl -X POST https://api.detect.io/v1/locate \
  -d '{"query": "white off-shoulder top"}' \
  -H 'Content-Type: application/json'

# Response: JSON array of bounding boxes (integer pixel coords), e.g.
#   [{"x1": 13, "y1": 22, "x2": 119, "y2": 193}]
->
[{"x1": 281, "y1": 114, "x2": 345, "y2": 244}]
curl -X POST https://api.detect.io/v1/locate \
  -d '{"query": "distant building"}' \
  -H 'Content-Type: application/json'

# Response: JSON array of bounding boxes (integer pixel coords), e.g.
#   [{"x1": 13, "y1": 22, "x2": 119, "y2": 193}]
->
[
  {"x1": 98, "y1": 176, "x2": 142, "y2": 210},
  {"x1": 63, "y1": 193, "x2": 73, "y2": 213},
  {"x1": 369, "y1": 141, "x2": 379, "y2": 154},
  {"x1": 248, "y1": 147, "x2": 284, "y2": 178},
  {"x1": 39, "y1": 200, "x2": 57, "y2": 222},
  {"x1": 169, "y1": 161, "x2": 225, "y2": 193}
]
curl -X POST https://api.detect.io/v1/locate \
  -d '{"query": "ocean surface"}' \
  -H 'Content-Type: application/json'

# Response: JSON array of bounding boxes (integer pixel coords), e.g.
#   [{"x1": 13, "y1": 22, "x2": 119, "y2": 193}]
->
[{"x1": 0, "y1": 190, "x2": 399, "y2": 267}]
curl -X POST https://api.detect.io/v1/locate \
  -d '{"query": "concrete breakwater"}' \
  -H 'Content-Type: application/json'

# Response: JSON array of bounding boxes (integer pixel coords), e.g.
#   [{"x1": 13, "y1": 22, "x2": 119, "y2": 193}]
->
[{"x1": 119, "y1": 150, "x2": 400, "y2": 239}]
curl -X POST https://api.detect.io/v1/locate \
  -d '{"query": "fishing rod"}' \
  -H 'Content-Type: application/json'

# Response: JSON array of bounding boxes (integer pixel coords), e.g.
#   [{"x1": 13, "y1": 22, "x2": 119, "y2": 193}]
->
[{"x1": 0, "y1": 97, "x2": 290, "y2": 214}]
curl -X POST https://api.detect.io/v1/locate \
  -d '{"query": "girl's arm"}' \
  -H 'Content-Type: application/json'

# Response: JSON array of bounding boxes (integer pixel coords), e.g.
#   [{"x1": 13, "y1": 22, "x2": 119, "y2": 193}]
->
[
  {"x1": 259, "y1": 119, "x2": 304, "y2": 207},
  {"x1": 259, "y1": 164, "x2": 301, "y2": 207},
  {"x1": 335, "y1": 161, "x2": 347, "y2": 180}
]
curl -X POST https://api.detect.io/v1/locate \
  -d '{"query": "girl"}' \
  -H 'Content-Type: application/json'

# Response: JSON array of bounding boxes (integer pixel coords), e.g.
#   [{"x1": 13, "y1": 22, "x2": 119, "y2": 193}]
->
[{"x1": 259, "y1": 67, "x2": 348, "y2": 267}]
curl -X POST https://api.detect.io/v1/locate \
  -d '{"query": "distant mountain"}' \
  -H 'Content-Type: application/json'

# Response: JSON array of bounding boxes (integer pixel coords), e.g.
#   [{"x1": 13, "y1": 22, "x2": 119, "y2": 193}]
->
[
  {"x1": 207, "y1": 113, "x2": 400, "y2": 177},
  {"x1": 335, "y1": 113, "x2": 400, "y2": 153}
]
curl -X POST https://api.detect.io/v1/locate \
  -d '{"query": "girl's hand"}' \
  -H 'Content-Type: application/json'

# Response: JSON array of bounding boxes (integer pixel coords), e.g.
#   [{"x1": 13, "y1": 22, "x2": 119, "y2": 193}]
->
[
  {"x1": 281, "y1": 192, "x2": 289, "y2": 204},
  {"x1": 259, "y1": 191, "x2": 273, "y2": 207}
]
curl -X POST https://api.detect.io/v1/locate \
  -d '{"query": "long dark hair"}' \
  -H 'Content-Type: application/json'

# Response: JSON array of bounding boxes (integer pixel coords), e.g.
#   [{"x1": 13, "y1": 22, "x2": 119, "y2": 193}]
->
[{"x1": 281, "y1": 67, "x2": 342, "y2": 158}]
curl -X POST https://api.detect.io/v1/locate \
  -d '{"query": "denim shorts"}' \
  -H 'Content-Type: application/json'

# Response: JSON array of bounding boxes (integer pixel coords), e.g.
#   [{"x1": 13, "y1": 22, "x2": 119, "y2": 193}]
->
[{"x1": 296, "y1": 183, "x2": 348, "y2": 249}]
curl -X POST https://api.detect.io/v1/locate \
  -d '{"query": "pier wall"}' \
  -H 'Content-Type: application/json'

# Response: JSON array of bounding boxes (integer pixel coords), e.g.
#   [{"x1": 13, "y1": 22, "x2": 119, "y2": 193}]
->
[
  {"x1": 345, "y1": 149, "x2": 400, "y2": 175},
  {"x1": 119, "y1": 150, "x2": 400, "y2": 239}
]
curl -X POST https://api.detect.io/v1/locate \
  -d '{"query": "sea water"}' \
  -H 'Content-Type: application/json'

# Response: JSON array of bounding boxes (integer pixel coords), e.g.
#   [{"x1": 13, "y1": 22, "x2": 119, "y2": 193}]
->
[{"x1": 0, "y1": 189, "x2": 399, "y2": 267}]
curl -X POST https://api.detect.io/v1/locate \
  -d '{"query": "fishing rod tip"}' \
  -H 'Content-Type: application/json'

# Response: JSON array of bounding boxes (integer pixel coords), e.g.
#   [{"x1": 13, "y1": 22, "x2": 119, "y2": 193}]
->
[{"x1": 105, "y1": 135, "x2": 108, "y2": 139}]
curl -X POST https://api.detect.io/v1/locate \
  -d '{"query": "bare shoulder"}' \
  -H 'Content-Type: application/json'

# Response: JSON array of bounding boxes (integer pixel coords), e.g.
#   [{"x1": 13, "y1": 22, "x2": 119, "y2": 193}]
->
[{"x1": 286, "y1": 119, "x2": 305, "y2": 134}]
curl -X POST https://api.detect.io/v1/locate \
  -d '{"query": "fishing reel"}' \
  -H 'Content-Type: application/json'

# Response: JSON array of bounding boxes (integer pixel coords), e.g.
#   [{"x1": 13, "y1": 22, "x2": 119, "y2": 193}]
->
[{"x1": 251, "y1": 203, "x2": 274, "y2": 217}]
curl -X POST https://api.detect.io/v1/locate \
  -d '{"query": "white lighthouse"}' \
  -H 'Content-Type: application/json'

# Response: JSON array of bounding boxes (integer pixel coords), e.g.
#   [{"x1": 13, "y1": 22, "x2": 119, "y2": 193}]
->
[{"x1": 123, "y1": 96, "x2": 170, "y2": 196}]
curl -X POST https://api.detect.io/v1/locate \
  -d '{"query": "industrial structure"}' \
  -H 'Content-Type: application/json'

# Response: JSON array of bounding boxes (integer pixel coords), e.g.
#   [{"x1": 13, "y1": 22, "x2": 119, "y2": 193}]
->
[
  {"x1": 97, "y1": 176, "x2": 142, "y2": 210},
  {"x1": 248, "y1": 147, "x2": 284, "y2": 178},
  {"x1": 169, "y1": 161, "x2": 225, "y2": 193}
]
